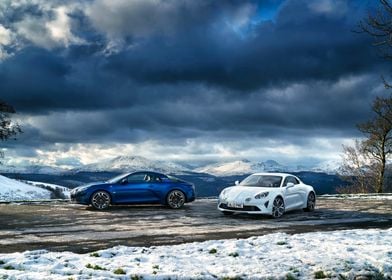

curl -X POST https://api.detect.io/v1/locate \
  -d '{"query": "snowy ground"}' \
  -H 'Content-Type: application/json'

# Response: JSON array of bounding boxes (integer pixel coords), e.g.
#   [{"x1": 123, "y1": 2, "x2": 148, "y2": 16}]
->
[
  {"x1": 0, "y1": 228, "x2": 391, "y2": 280},
  {"x1": 25, "y1": 180, "x2": 70, "y2": 199},
  {"x1": 0, "y1": 175, "x2": 51, "y2": 201},
  {"x1": 321, "y1": 193, "x2": 392, "y2": 200}
]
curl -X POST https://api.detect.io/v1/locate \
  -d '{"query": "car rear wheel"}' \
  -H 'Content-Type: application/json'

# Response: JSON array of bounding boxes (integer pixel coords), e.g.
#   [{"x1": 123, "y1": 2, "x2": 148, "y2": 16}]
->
[
  {"x1": 91, "y1": 191, "x2": 111, "y2": 210},
  {"x1": 271, "y1": 197, "x2": 285, "y2": 218},
  {"x1": 167, "y1": 190, "x2": 186, "y2": 209},
  {"x1": 304, "y1": 192, "x2": 316, "y2": 212}
]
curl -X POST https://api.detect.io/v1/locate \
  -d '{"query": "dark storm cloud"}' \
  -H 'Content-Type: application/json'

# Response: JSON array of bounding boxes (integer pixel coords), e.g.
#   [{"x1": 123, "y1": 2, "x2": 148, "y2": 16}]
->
[{"x1": 0, "y1": 0, "x2": 387, "y2": 154}]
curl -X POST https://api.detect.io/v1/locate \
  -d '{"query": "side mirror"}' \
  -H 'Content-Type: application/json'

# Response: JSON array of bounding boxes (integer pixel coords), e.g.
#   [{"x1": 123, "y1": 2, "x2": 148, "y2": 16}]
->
[
  {"x1": 120, "y1": 178, "x2": 128, "y2": 185},
  {"x1": 286, "y1": 182, "x2": 294, "y2": 188},
  {"x1": 235, "y1": 180, "x2": 240, "y2": 186}
]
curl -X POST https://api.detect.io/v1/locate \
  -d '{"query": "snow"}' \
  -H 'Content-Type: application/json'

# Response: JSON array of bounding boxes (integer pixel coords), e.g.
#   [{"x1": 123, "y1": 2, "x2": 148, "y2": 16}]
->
[
  {"x1": 0, "y1": 228, "x2": 391, "y2": 279},
  {"x1": 321, "y1": 193, "x2": 392, "y2": 200},
  {"x1": 0, "y1": 175, "x2": 51, "y2": 201},
  {"x1": 0, "y1": 164, "x2": 65, "y2": 174},
  {"x1": 26, "y1": 181, "x2": 70, "y2": 199},
  {"x1": 195, "y1": 159, "x2": 285, "y2": 176},
  {"x1": 72, "y1": 155, "x2": 191, "y2": 174}
]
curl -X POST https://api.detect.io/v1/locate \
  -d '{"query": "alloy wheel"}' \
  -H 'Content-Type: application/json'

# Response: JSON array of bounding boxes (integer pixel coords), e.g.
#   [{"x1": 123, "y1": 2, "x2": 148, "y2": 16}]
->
[
  {"x1": 305, "y1": 192, "x2": 316, "y2": 212},
  {"x1": 91, "y1": 191, "x2": 111, "y2": 210},
  {"x1": 272, "y1": 197, "x2": 285, "y2": 218},
  {"x1": 167, "y1": 190, "x2": 186, "y2": 209}
]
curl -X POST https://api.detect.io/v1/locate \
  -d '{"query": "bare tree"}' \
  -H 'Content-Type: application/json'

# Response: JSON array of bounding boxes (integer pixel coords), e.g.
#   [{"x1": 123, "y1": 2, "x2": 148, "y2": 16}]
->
[
  {"x1": 0, "y1": 100, "x2": 21, "y2": 159},
  {"x1": 358, "y1": 97, "x2": 392, "y2": 193},
  {"x1": 337, "y1": 140, "x2": 377, "y2": 193},
  {"x1": 359, "y1": 0, "x2": 392, "y2": 87},
  {"x1": 339, "y1": 97, "x2": 392, "y2": 193}
]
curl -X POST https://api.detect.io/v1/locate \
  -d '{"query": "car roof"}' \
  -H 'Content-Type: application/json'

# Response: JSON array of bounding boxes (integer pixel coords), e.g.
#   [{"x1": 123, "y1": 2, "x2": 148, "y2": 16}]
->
[
  {"x1": 250, "y1": 172, "x2": 295, "y2": 177},
  {"x1": 130, "y1": 171, "x2": 167, "y2": 176}
]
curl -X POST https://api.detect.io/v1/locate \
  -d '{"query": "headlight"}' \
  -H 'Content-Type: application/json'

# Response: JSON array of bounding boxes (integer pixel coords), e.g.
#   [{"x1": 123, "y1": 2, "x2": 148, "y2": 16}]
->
[
  {"x1": 219, "y1": 188, "x2": 230, "y2": 199},
  {"x1": 221, "y1": 188, "x2": 229, "y2": 196},
  {"x1": 254, "y1": 192, "x2": 269, "y2": 199}
]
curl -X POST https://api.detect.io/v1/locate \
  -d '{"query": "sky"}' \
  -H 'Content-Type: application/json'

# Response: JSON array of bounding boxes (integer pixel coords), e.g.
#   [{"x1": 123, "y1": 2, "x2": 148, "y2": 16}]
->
[{"x1": 0, "y1": 0, "x2": 388, "y2": 169}]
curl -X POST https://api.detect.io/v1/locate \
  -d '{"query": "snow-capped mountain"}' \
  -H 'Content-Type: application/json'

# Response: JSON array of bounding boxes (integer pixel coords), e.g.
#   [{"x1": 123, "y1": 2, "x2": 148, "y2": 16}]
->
[
  {"x1": 0, "y1": 175, "x2": 51, "y2": 201},
  {"x1": 72, "y1": 156, "x2": 190, "y2": 174},
  {"x1": 195, "y1": 159, "x2": 287, "y2": 176},
  {"x1": 0, "y1": 164, "x2": 65, "y2": 174}
]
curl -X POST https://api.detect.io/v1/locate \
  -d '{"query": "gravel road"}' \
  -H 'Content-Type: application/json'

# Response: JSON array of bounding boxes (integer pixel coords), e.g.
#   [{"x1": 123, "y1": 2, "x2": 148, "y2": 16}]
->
[{"x1": 0, "y1": 197, "x2": 391, "y2": 253}]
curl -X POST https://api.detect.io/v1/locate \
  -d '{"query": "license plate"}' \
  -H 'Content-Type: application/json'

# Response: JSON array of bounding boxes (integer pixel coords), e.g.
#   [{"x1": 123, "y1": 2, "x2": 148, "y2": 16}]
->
[{"x1": 228, "y1": 201, "x2": 243, "y2": 208}]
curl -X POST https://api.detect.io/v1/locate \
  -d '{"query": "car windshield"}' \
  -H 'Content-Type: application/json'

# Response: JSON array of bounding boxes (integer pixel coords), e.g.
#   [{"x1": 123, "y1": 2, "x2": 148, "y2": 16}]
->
[
  {"x1": 239, "y1": 175, "x2": 282, "y2": 188},
  {"x1": 106, "y1": 173, "x2": 130, "y2": 184}
]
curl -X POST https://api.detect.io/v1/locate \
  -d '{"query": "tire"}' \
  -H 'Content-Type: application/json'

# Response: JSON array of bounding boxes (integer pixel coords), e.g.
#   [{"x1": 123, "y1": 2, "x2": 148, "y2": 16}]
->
[
  {"x1": 271, "y1": 196, "x2": 285, "y2": 218},
  {"x1": 222, "y1": 211, "x2": 234, "y2": 216},
  {"x1": 90, "y1": 191, "x2": 111, "y2": 210},
  {"x1": 166, "y1": 190, "x2": 186, "y2": 209},
  {"x1": 304, "y1": 192, "x2": 316, "y2": 212}
]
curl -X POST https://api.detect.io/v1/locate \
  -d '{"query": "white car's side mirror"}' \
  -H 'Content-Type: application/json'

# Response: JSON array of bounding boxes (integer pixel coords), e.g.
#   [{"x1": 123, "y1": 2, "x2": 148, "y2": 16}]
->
[
  {"x1": 286, "y1": 182, "x2": 295, "y2": 188},
  {"x1": 235, "y1": 180, "x2": 240, "y2": 186}
]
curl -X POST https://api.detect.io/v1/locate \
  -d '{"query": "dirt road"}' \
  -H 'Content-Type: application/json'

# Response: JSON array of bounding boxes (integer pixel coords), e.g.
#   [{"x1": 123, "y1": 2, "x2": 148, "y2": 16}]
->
[{"x1": 0, "y1": 197, "x2": 391, "y2": 253}]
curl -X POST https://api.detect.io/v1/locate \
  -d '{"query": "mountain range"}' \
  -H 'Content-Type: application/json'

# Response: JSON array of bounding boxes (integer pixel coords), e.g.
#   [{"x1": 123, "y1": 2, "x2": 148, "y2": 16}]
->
[{"x1": 0, "y1": 156, "x2": 340, "y2": 176}]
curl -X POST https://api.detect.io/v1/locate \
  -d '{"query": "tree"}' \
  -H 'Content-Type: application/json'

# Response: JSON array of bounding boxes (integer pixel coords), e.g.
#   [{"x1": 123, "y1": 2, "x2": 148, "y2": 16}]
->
[
  {"x1": 339, "y1": 97, "x2": 392, "y2": 193},
  {"x1": 358, "y1": 97, "x2": 392, "y2": 193},
  {"x1": 338, "y1": 140, "x2": 377, "y2": 194},
  {"x1": 359, "y1": 0, "x2": 392, "y2": 87},
  {"x1": 0, "y1": 100, "x2": 21, "y2": 159}
]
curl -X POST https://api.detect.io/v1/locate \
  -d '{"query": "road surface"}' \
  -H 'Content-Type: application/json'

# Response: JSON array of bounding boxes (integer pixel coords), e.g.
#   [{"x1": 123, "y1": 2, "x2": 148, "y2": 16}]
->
[{"x1": 0, "y1": 197, "x2": 391, "y2": 253}]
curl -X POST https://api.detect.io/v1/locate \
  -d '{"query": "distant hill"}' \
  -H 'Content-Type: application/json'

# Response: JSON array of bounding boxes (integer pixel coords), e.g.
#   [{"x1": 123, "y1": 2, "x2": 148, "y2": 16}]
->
[
  {"x1": 70, "y1": 156, "x2": 191, "y2": 174},
  {"x1": 195, "y1": 159, "x2": 286, "y2": 176},
  {"x1": 4, "y1": 171, "x2": 346, "y2": 197},
  {"x1": 0, "y1": 156, "x2": 340, "y2": 176}
]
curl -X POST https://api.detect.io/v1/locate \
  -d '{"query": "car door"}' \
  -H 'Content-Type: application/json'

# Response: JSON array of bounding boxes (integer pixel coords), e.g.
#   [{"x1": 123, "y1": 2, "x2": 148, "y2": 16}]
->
[
  {"x1": 282, "y1": 176, "x2": 303, "y2": 210},
  {"x1": 111, "y1": 173, "x2": 158, "y2": 204}
]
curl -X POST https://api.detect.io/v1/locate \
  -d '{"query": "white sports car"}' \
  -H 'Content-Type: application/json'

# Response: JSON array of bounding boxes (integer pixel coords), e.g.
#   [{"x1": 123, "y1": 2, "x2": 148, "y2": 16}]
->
[{"x1": 217, "y1": 172, "x2": 316, "y2": 218}]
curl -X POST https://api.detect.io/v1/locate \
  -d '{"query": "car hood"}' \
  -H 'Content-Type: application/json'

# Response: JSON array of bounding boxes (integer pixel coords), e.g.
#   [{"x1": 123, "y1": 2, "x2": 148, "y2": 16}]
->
[
  {"x1": 74, "y1": 181, "x2": 107, "y2": 192},
  {"x1": 224, "y1": 186, "x2": 276, "y2": 199}
]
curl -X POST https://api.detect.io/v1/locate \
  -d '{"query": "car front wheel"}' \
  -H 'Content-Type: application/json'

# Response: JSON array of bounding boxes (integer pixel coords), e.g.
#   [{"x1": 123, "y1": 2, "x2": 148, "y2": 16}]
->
[
  {"x1": 304, "y1": 192, "x2": 316, "y2": 212},
  {"x1": 167, "y1": 190, "x2": 186, "y2": 209},
  {"x1": 271, "y1": 196, "x2": 285, "y2": 218},
  {"x1": 91, "y1": 191, "x2": 111, "y2": 210}
]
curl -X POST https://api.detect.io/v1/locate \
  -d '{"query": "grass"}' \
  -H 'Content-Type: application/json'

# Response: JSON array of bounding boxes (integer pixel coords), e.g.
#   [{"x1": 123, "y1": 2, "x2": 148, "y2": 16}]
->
[
  {"x1": 228, "y1": 252, "x2": 239, "y2": 257},
  {"x1": 85, "y1": 263, "x2": 106, "y2": 270},
  {"x1": 152, "y1": 265, "x2": 159, "y2": 269},
  {"x1": 113, "y1": 268, "x2": 126, "y2": 275},
  {"x1": 277, "y1": 241, "x2": 288, "y2": 245},
  {"x1": 0, "y1": 260, "x2": 4, "y2": 265},
  {"x1": 314, "y1": 270, "x2": 327, "y2": 279},
  {"x1": 2, "y1": 265, "x2": 15, "y2": 270},
  {"x1": 89, "y1": 252, "x2": 100, "y2": 257},
  {"x1": 209, "y1": 248, "x2": 217, "y2": 254},
  {"x1": 130, "y1": 275, "x2": 143, "y2": 280},
  {"x1": 286, "y1": 273, "x2": 297, "y2": 280},
  {"x1": 289, "y1": 267, "x2": 299, "y2": 273},
  {"x1": 220, "y1": 277, "x2": 244, "y2": 280}
]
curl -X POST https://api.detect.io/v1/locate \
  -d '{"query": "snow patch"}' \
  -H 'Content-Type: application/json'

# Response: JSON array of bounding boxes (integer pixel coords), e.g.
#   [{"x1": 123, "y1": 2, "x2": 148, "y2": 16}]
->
[
  {"x1": 0, "y1": 228, "x2": 391, "y2": 279},
  {"x1": 0, "y1": 175, "x2": 51, "y2": 201}
]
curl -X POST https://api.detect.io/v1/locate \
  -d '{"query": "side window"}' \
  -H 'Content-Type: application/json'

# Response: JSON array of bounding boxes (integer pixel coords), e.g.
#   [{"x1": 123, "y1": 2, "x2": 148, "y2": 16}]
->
[
  {"x1": 125, "y1": 173, "x2": 147, "y2": 183},
  {"x1": 284, "y1": 176, "x2": 299, "y2": 186}
]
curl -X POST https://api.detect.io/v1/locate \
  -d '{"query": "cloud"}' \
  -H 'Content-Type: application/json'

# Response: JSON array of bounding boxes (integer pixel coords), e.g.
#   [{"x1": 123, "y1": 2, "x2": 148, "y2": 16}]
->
[{"x1": 0, "y1": 0, "x2": 387, "y2": 167}]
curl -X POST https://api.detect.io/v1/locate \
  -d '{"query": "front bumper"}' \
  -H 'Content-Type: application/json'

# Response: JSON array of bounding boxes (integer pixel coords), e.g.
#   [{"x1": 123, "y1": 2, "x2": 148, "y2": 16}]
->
[
  {"x1": 70, "y1": 190, "x2": 90, "y2": 205},
  {"x1": 217, "y1": 199, "x2": 271, "y2": 214}
]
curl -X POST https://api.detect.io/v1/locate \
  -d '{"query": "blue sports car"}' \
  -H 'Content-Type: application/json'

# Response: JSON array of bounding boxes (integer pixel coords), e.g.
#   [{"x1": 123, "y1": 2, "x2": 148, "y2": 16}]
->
[{"x1": 70, "y1": 171, "x2": 196, "y2": 210}]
